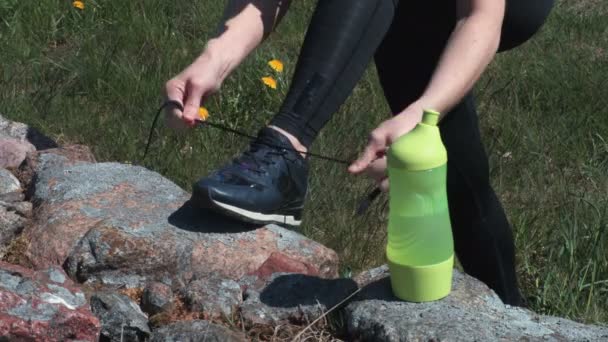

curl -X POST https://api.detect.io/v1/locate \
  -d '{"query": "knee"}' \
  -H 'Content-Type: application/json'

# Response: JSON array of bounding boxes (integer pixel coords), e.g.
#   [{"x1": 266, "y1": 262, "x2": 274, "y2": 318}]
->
[{"x1": 498, "y1": 0, "x2": 555, "y2": 52}]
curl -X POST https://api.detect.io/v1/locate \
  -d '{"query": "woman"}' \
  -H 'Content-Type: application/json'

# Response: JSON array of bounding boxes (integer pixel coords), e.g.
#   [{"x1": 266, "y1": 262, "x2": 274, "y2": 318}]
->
[{"x1": 164, "y1": 0, "x2": 554, "y2": 306}]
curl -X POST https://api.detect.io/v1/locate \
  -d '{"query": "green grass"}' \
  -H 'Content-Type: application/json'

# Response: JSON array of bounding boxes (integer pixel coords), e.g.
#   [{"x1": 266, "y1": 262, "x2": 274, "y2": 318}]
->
[{"x1": 1, "y1": 0, "x2": 607, "y2": 326}]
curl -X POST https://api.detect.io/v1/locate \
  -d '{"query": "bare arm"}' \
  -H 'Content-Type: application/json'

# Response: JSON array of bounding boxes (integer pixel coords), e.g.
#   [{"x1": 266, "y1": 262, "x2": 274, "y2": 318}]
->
[
  {"x1": 207, "y1": 0, "x2": 292, "y2": 80},
  {"x1": 165, "y1": 0, "x2": 291, "y2": 129},
  {"x1": 415, "y1": 0, "x2": 505, "y2": 117},
  {"x1": 349, "y1": 0, "x2": 506, "y2": 183}
]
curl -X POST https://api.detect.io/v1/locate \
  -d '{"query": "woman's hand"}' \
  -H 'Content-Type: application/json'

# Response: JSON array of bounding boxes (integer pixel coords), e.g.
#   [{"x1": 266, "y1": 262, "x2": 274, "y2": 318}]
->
[
  {"x1": 348, "y1": 103, "x2": 425, "y2": 191},
  {"x1": 164, "y1": 50, "x2": 230, "y2": 130}
]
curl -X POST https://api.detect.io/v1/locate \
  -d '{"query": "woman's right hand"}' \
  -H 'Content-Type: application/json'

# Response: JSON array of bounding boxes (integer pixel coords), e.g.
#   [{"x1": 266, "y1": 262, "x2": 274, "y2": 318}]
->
[{"x1": 164, "y1": 51, "x2": 228, "y2": 130}]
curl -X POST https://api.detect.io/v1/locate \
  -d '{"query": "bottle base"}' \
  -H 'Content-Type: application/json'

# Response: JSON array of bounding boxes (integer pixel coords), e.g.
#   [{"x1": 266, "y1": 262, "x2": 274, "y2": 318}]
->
[{"x1": 388, "y1": 254, "x2": 454, "y2": 302}]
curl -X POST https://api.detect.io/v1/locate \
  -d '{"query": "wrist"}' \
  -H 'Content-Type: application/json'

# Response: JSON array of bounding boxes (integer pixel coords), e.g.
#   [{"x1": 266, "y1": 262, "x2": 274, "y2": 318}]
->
[
  {"x1": 396, "y1": 101, "x2": 424, "y2": 123},
  {"x1": 200, "y1": 38, "x2": 243, "y2": 82}
]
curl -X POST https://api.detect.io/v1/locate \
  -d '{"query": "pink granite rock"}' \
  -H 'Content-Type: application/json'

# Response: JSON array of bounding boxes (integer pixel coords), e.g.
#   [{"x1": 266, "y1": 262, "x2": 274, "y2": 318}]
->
[{"x1": 0, "y1": 261, "x2": 100, "y2": 341}]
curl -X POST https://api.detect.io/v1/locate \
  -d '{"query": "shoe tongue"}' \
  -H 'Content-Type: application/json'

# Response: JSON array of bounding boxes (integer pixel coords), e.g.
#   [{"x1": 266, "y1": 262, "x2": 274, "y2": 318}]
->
[{"x1": 256, "y1": 127, "x2": 293, "y2": 150}]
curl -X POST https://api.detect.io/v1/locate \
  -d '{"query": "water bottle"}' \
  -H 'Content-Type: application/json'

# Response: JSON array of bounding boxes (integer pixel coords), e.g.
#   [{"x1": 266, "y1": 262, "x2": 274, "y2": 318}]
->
[{"x1": 386, "y1": 109, "x2": 454, "y2": 302}]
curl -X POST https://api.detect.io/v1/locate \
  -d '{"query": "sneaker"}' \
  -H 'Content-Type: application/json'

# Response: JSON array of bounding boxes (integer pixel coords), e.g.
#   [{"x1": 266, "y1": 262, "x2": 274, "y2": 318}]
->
[{"x1": 191, "y1": 127, "x2": 309, "y2": 226}]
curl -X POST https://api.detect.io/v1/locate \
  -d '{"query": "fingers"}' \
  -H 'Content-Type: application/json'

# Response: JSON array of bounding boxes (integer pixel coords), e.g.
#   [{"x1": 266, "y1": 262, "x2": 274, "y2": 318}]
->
[
  {"x1": 379, "y1": 178, "x2": 389, "y2": 192},
  {"x1": 348, "y1": 131, "x2": 386, "y2": 174},
  {"x1": 182, "y1": 78, "x2": 208, "y2": 126},
  {"x1": 164, "y1": 79, "x2": 188, "y2": 130},
  {"x1": 364, "y1": 156, "x2": 387, "y2": 182},
  {"x1": 365, "y1": 156, "x2": 389, "y2": 192}
]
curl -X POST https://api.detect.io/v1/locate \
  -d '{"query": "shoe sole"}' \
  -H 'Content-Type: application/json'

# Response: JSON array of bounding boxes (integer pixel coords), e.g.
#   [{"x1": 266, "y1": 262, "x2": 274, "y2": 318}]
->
[
  {"x1": 192, "y1": 187, "x2": 302, "y2": 227},
  {"x1": 211, "y1": 200, "x2": 302, "y2": 227}
]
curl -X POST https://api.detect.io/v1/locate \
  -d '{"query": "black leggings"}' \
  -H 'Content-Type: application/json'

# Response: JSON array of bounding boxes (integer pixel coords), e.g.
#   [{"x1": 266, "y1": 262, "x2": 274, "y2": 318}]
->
[{"x1": 270, "y1": 0, "x2": 554, "y2": 306}]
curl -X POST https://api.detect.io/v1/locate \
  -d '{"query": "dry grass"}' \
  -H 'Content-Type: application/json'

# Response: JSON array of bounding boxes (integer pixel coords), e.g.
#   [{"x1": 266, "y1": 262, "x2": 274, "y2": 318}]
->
[
  {"x1": 1, "y1": 233, "x2": 32, "y2": 268},
  {"x1": 118, "y1": 287, "x2": 144, "y2": 305}
]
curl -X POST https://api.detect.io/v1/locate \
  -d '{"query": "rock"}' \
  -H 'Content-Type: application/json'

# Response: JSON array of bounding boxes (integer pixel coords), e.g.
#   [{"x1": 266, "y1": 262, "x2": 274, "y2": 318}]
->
[
  {"x1": 0, "y1": 204, "x2": 27, "y2": 252},
  {"x1": 142, "y1": 282, "x2": 173, "y2": 315},
  {"x1": 0, "y1": 199, "x2": 32, "y2": 218},
  {"x1": 0, "y1": 193, "x2": 31, "y2": 254},
  {"x1": 0, "y1": 168, "x2": 31, "y2": 256},
  {"x1": 0, "y1": 168, "x2": 20, "y2": 194},
  {"x1": 0, "y1": 191, "x2": 24, "y2": 203},
  {"x1": 345, "y1": 266, "x2": 608, "y2": 342},
  {"x1": 240, "y1": 272, "x2": 358, "y2": 325},
  {"x1": 19, "y1": 154, "x2": 337, "y2": 289},
  {"x1": 0, "y1": 138, "x2": 34, "y2": 169},
  {"x1": 181, "y1": 277, "x2": 242, "y2": 319},
  {"x1": 90, "y1": 291, "x2": 151, "y2": 342},
  {"x1": 149, "y1": 320, "x2": 245, "y2": 342},
  {"x1": 0, "y1": 261, "x2": 100, "y2": 341},
  {"x1": 0, "y1": 113, "x2": 57, "y2": 150},
  {"x1": 15, "y1": 144, "x2": 96, "y2": 192}
]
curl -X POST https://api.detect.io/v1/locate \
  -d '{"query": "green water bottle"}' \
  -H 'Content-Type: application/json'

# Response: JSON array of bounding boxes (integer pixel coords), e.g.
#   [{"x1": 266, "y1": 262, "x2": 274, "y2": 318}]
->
[{"x1": 386, "y1": 109, "x2": 454, "y2": 302}]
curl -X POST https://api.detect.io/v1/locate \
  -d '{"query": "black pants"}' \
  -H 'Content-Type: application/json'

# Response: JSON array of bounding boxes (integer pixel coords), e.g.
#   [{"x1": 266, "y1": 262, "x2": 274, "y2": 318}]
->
[{"x1": 270, "y1": 0, "x2": 554, "y2": 306}]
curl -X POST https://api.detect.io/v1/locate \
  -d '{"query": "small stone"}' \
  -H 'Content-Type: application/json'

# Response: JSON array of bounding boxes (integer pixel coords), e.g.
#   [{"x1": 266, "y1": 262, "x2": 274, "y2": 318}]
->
[
  {"x1": 0, "y1": 138, "x2": 33, "y2": 169},
  {"x1": 181, "y1": 277, "x2": 242, "y2": 318},
  {"x1": 149, "y1": 320, "x2": 245, "y2": 342},
  {"x1": 90, "y1": 292, "x2": 151, "y2": 342},
  {"x1": 46, "y1": 268, "x2": 66, "y2": 284},
  {"x1": 0, "y1": 113, "x2": 57, "y2": 150},
  {"x1": 0, "y1": 204, "x2": 27, "y2": 251},
  {"x1": 0, "y1": 169, "x2": 20, "y2": 194},
  {"x1": 141, "y1": 282, "x2": 173, "y2": 315},
  {"x1": 0, "y1": 199, "x2": 32, "y2": 217}
]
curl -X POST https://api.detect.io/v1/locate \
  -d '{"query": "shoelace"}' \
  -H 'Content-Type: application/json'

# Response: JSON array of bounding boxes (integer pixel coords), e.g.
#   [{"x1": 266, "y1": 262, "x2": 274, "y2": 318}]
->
[
  {"x1": 141, "y1": 100, "x2": 382, "y2": 215},
  {"x1": 237, "y1": 145, "x2": 286, "y2": 174}
]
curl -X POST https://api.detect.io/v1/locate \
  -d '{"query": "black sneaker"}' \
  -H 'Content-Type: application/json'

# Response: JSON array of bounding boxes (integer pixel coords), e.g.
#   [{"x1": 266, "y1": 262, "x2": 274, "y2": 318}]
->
[{"x1": 192, "y1": 127, "x2": 309, "y2": 226}]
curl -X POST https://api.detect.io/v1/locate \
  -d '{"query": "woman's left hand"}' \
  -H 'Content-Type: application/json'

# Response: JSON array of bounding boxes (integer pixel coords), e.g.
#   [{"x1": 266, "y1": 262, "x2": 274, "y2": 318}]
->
[{"x1": 348, "y1": 103, "x2": 424, "y2": 191}]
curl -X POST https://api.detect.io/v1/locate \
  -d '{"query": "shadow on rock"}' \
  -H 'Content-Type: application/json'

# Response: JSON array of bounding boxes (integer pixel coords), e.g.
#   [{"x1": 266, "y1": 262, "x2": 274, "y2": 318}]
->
[
  {"x1": 259, "y1": 274, "x2": 358, "y2": 308},
  {"x1": 168, "y1": 200, "x2": 259, "y2": 233},
  {"x1": 26, "y1": 127, "x2": 58, "y2": 150},
  {"x1": 354, "y1": 276, "x2": 401, "y2": 302}
]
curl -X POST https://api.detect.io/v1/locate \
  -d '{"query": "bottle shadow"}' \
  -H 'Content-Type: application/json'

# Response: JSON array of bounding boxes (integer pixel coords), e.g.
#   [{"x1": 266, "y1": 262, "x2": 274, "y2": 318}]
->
[{"x1": 258, "y1": 273, "x2": 400, "y2": 310}]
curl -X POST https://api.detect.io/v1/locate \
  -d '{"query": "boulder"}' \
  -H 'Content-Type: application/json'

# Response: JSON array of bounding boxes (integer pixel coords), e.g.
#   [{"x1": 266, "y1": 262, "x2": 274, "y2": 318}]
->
[
  {"x1": 345, "y1": 266, "x2": 608, "y2": 341},
  {"x1": 0, "y1": 261, "x2": 100, "y2": 341},
  {"x1": 18, "y1": 151, "x2": 338, "y2": 320},
  {"x1": 149, "y1": 320, "x2": 245, "y2": 342},
  {"x1": 90, "y1": 291, "x2": 151, "y2": 342}
]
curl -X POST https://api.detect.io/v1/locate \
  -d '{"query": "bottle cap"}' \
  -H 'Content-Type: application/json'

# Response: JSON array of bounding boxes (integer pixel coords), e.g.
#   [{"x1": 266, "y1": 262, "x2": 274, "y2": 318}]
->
[{"x1": 421, "y1": 109, "x2": 440, "y2": 126}]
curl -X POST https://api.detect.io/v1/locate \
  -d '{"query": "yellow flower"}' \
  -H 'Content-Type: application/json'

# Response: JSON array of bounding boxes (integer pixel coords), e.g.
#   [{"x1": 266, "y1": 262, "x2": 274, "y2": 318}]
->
[
  {"x1": 268, "y1": 59, "x2": 284, "y2": 73},
  {"x1": 72, "y1": 1, "x2": 84, "y2": 10},
  {"x1": 261, "y1": 76, "x2": 277, "y2": 89},
  {"x1": 198, "y1": 107, "x2": 209, "y2": 121}
]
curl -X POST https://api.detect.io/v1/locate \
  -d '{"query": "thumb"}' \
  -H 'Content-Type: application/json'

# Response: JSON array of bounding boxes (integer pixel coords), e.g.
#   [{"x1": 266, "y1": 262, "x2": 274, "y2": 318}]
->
[
  {"x1": 348, "y1": 133, "x2": 385, "y2": 174},
  {"x1": 182, "y1": 79, "x2": 207, "y2": 125}
]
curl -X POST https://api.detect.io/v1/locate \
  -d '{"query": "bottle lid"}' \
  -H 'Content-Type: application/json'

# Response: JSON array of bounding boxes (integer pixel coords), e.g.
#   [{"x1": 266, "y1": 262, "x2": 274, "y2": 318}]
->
[
  {"x1": 421, "y1": 109, "x2": 440, "y2": 126},
  {"x1": 387, "y1": 108, "x2": 446, "y2": 170}
]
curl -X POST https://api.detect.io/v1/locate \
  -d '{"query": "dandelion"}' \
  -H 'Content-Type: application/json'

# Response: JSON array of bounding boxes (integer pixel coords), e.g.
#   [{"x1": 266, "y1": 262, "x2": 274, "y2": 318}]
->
[
  {"x1": 72, "y1": 1, "x2": 84, "y2": 10},
  {"x1": 198, "y1": 107, "x2": 209, "y2": 121},
  {"x1": 261, "y1": 76, "x2": 277, "y2": 90},
  {"x1": 268, "y1": 59, "x2": 284, "y2": 73}
]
